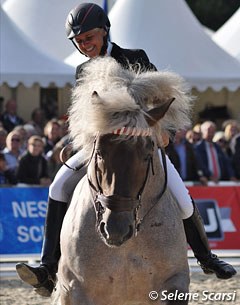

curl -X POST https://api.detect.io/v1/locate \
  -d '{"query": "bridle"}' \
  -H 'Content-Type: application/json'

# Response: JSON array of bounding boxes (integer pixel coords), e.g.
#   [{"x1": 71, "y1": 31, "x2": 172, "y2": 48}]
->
[{"x1": 85, "y1": 127, "x2": 168, "y2": 235}]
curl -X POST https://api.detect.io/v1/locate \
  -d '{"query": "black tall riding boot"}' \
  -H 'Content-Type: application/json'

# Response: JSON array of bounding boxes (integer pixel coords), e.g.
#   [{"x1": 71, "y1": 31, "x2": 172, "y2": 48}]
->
[
  {"x1": 183, "y1": 201, "x2": 237, "y2": 279},
  {"x1": 16, "y1": 198, "x2": 67, "y2": 297}
]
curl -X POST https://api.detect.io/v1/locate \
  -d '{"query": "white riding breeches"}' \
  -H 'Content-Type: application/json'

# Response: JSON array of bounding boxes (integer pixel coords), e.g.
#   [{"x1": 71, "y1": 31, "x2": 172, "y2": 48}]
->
[
  {"x1": 49, "y1": 149, "x2": 193, "y2": 219},
  {"x1": 158, "y1": 150, "x2": 193, "y2": 219},
  {"x1": 49, "y1": 150, "x2": 86, "y2": 203}
]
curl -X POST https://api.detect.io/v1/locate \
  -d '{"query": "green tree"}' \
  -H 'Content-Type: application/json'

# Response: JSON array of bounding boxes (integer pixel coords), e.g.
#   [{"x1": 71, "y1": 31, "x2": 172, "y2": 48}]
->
[{"x1": 186, "y1": 0, "x2": 240, "y2": 30}]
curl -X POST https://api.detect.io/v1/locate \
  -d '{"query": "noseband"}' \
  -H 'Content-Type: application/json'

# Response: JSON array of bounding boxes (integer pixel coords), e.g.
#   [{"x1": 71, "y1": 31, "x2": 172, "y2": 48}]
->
[{"x1": 86, "y1": 127, "x2": 168, "y2": 235}]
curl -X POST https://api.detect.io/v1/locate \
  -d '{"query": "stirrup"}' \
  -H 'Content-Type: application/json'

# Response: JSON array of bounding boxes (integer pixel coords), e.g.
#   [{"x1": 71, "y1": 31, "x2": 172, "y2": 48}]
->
[{"x1": 33, "y1": 265, "x2": 56, "y2": 288}]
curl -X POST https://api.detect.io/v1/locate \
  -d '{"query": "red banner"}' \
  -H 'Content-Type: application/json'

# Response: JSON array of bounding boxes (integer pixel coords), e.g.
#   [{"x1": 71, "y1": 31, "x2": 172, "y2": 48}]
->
[{"x1": 187, "y1": 185, "x2": 240, "y2": 250}]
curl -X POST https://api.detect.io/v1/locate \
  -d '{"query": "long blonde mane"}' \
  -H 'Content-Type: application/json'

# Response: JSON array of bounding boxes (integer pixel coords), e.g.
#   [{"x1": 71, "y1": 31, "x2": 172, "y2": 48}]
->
[{"x1": 68, "y1": 57, "x2": 193, "y2": 161}]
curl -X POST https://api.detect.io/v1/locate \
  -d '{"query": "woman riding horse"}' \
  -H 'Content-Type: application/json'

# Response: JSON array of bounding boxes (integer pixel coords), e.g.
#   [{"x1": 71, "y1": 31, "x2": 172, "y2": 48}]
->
[
  {"x1": 58, "y1": 58, "x2": 192, "y2": 304},
  {"x1": 16, "y1": 2, "x2": 236, "y2": 297}
]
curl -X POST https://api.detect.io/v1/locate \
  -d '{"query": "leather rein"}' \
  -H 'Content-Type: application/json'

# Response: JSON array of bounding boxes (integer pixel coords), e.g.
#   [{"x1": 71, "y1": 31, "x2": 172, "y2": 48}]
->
[{"x1": 61, "y1": 130, "x2": 168, "y2": 234}]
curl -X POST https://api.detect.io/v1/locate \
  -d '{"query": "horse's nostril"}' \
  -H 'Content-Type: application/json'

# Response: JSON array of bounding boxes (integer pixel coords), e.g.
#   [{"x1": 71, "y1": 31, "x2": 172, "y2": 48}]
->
[
  {"x1": 125, "y1": 225, "x2": 134, "y2": 240},
  {"x1": 100, "y1": 222, "x2": 109, "y2": 239},
  {"x1": 100, "y1": 222, "x2": 105, "y2": 234},
  {"x1": 99, "y1": 220, "x2": 134, "y2": 245}
]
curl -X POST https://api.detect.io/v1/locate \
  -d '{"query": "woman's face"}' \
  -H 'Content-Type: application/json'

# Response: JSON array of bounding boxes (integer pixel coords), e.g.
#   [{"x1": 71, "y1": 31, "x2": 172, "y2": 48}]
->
[
  {"x1": 6, "y1": 133, "x2": 21, "y2": 151},
  {"x1": 47, "y1": 123, "x2": 61, "y2": 142},
  {"x1": 73, "y1": 28, "x2": 107, "y2": 58},
  {"x1": 28, "y1": 140, "x2": 44, "y2": 156}
]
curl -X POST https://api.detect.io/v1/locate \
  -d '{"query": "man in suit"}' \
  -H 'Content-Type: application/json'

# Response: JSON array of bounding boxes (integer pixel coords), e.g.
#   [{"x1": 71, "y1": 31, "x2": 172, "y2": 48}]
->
[
  {"x1": 166, "y1": 129, "x2": 207, "y2": 183},
  {"x1": 195, "y1": 121, "x2": 236, "y2": 183},
  {"x1": 16, "y1": 3, "x2": 236, "y2": 297},
  {"x1": 0, "y1": 99, "x2": 24, "y2": 132}
]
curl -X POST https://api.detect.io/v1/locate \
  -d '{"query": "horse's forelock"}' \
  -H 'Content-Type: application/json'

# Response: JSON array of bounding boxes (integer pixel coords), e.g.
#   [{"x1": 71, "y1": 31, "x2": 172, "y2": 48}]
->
[
  {"x1": 68, "y1": 56, "x2": 193, "y2": 159},
  {"x1": 69, "y1": 73, "x2": 148, "y2": 159}
]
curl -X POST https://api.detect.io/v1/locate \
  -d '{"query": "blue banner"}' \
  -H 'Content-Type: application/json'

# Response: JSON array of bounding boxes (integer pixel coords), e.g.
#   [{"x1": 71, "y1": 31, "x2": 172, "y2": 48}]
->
[{"x1": 0, "y1": 187, "x2": 48, "y2": 255}]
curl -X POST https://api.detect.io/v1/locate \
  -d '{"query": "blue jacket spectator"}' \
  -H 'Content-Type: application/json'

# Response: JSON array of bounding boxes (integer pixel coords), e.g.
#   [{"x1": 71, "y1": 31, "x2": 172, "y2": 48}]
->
[
  {"x1": 194, "y1": 121, "x2": 236, "y2": 182},
  {"x1": 166, "y1": 129, "x2": 206, "y2": 183}
]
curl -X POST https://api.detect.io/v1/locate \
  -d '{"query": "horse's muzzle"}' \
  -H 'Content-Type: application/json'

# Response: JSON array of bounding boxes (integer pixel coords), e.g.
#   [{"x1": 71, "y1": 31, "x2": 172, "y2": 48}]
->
[{"x1": 98, "y1": 209, "x2": 135, "y2": 247}]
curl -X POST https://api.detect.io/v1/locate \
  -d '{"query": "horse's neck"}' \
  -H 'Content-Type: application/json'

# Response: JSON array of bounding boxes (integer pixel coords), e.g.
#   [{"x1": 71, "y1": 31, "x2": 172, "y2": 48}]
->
[
  {"x1": 68, "y1": 175, "x2": 95, "y2": 218},
  {"x1": 150, "y1": 147, "x2": 165, "y2": 192},
  {"x1": 139, "y1": 148, "x2": 166, "y2": 210}
]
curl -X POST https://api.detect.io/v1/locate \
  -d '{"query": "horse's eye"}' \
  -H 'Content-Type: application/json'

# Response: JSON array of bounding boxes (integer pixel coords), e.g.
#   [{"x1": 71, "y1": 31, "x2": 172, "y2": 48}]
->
[{"x1": 112, "y1": 112, "x2": 119, "y2": 119}]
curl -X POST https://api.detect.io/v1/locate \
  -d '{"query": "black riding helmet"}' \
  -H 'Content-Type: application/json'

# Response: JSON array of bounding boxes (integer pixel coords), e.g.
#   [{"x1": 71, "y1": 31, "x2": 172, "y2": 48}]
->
[{"x1": 65, "y1": 3, "x2": 111, "y2": 56}]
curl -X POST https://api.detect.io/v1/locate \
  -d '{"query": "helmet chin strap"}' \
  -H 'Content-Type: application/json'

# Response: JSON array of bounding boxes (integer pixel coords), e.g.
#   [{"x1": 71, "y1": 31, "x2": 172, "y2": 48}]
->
[
  {"x1": 99, "y1": 35, "x2": 109, "y2": 56},
  {"x1": 71, "y1": 39, "x2": 86, "y2": 56}
]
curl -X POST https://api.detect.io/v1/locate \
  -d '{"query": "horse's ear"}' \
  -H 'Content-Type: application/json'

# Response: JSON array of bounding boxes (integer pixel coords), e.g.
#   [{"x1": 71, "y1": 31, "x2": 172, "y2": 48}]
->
[
  {"x1": 92, "y1": 91, "x2": 99, "y2": 98},
  {"x1": 145, "y1": 98, "x2": 175, "y2": 126}
]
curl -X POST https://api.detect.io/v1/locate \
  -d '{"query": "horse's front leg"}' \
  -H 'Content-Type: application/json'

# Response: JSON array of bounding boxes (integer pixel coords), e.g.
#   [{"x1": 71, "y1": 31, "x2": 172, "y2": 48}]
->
[
  {"x1": 68, "y1": 283, "x2": 95, "y2": 305},
  {"x1": 57, "y1": 275, "x2": 95, "y2": 305},
  {"x1": 60, "y1": 292, "x2": 71, "y2": 305},
  {"x1": 53, "y1": 281, "x2": 72, "y2": 305},
  {"x1": 162, "y1": 272, "x2": 190, "y2": 305}
]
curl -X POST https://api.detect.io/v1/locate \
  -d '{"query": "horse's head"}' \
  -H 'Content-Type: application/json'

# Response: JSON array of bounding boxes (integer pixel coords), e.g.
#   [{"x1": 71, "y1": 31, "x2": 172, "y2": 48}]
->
[
  {"x1": 88, "y1": 133, "x2": 153, "y2": 246},
  {"x1": 87, "y1": 93, "x2": 174, "y2": 247}
]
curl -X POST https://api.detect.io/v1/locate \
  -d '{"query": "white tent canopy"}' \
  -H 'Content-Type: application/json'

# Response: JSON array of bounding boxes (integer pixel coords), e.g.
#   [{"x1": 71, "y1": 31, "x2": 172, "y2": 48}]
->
[
  {"x1": 3, "y1": 0, "x2": 117, "y2": 61},
  {"x1": 109, "y1": 0, "x2": 240, "y2": 91},
  {"x1": 0, "y1": 8, "x2": 75, "y2": 88},
  {"x1": 212, "y1": 8, "x2": 240, "y2": 62},
  {"x1": 64, "y1": 51, "x2": 87, "y2": 68}
]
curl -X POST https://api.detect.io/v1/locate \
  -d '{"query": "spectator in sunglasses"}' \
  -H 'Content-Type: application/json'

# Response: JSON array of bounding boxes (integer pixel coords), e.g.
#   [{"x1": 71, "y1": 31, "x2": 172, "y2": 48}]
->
[{"x1": 1, "y1": 131, "x2": 23, "y2": 181}]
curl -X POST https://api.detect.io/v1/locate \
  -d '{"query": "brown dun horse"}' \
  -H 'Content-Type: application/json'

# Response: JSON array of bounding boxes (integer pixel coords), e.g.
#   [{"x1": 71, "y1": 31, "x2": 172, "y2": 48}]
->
[{"x1": 54, "y1": 57, "x2": 193, "y2": 305}]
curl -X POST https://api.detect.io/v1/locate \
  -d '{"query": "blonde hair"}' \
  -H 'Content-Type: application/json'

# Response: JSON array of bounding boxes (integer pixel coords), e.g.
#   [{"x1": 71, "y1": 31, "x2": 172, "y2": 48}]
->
[
  {"x1": 6, "y1": 131, "x2": 22, "y2": 148},
  {"x1": 43, "y1": 119, "x2": 61, "y2": 137},
  {"x1": 213, "y1": 131, "x2": 225, "y2": 143},
  {"x1": 28, "y1": 135, "x2": 44, "y2": 145},
  {"x1": 224, "y1": 122, "x2": 240, "y2": 141}
]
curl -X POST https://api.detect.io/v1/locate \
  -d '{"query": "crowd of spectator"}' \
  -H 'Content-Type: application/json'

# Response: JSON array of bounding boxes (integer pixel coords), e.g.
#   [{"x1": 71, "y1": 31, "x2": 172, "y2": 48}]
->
[
  {"x1": 0, "y1": 98, "x2": 239, "y2": 186},
  {"x1": 166, "y1": 119, "x2": 240, "y2": 184},
  {"x1": 0, "y1": 99, "x2": 70, "y2": 186}
]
